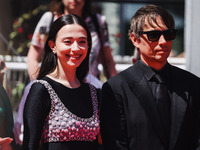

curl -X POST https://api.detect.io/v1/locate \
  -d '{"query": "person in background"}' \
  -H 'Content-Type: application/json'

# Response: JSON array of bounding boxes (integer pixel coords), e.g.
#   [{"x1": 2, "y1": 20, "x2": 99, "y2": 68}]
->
[
  {"x1": 13, "y1": 81, "x2": 33, "y2": 146},
  {"x1": 0, "y1": 58, "x2": 7, "y2": 90},
  {"x1": 100, "y1": 4, "x2": 200, "y2": 150},
  {"x1": 23, "y1": 14, "x2": 100, "y2": 150},
  {"x1": 27, "y1": 0, "x2": 117, "y2": 87},
  {"x1": 0, "y1": 83, "x2": 14, "y2": 150}
]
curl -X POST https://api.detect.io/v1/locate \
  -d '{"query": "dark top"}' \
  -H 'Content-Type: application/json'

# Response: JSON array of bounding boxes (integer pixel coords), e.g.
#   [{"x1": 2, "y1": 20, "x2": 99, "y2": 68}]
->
[
  {"x1": 23, "y1": 77, "x2": 99, "y2": 150},
  {"x1": 138, "y1": 60, "x2": 171, "y2": 98},
  {"x1": 100, "y1": 60, "x2": 200, "y2": 150},
  {"x1": 138, "y1": 60, "x2": 171, "y2": 141}
]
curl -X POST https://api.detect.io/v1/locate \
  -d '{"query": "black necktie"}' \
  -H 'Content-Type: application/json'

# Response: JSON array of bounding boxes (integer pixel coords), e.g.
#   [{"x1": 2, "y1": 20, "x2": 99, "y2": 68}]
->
[{"x1": 154, "y1": 74, "x2": 171, "y2": 137}]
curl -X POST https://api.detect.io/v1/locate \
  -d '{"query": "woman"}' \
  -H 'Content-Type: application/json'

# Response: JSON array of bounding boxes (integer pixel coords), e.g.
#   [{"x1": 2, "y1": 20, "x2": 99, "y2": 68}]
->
[
  {"x1": 0, "y1": 83, "x2": 14, "y2": 150},
  {"x1": 14, "y1": 0, "x2": 111, "y2": 144},
  {"x1": 27, "y1": 0, "x2": 117, "y2": 87},
  {"x1": 23, "y1": 14, "x2": 100, "y2": 150}
]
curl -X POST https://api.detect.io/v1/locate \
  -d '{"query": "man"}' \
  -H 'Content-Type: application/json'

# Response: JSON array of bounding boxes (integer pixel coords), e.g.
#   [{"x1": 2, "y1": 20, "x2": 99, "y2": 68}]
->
[{"x1": 100, "y1": 4, "x2": 200, "y2": 150}]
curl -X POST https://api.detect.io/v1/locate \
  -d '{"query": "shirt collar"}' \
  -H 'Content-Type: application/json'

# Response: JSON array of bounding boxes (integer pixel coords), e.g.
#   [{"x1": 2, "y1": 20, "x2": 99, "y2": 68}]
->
[
  {"x1": 138, "y1": 60, "x2": 155, "y2": 81},
  {"x1": 138, "y1": 60, "x2": 170, "y2": 81}
]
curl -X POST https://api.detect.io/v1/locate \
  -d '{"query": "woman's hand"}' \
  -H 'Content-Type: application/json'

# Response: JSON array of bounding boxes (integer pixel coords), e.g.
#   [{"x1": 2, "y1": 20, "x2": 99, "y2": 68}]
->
[{"x1": 0, "y1": 137, "x2": 13, "y2": 150}]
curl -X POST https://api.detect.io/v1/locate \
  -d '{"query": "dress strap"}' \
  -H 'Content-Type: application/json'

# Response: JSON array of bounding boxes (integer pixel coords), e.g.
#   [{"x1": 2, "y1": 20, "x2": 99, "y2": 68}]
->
[
  {"x1": 88, "y1": 84, "x2": 99, "y2": 117},
  {"x1": 34, "y1": 79, "x2": 58, "y2": 102}
]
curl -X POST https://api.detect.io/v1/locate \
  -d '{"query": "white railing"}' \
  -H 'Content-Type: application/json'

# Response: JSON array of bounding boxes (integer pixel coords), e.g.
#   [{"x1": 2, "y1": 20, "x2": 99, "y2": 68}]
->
[
  {"x1": 1, "y1": 55, "x2": 186, "y2": 72},
  {"x1": 1, "y1": 55, "x2": 186, "y2": 102}
]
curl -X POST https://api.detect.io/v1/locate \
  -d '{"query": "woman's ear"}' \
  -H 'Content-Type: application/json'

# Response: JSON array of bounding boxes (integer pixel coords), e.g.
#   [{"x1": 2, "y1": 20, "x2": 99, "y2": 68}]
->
[
  {"x1": 130, "y1": 33, "x2": 140, "y2": 49},
  {"x1": 48, "y1": 40, "x2": 57, "y2": 54}
]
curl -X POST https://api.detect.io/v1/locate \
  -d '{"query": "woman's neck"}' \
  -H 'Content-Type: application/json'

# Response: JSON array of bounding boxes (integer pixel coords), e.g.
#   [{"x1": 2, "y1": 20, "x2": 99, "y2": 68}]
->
[{"x1": 47, "y1": 66, "x2": 80, "y2": 89}]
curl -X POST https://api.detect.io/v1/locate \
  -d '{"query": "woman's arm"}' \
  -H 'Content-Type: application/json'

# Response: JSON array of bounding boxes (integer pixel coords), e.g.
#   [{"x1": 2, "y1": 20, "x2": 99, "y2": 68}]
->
[
  {"x1": 23, "y1": 83, "x2": 50, "y2": 150},
  {"x1": 100, "y1": 46, "x2": 117, "y2": 79},
  {"x1": 27, "y1": 45, "x2": 43, "y2": 80},
  {"x1": 27, "y1": 12, "x2": 53, "y2": 80}
]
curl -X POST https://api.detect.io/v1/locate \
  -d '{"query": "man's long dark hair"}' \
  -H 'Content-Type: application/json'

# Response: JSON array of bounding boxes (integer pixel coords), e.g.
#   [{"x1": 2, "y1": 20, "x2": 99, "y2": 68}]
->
[
  {"x1": 37, "y1": 14, "x2": 92, "y2": 82},
  {"x1": 128, "y1": 4, "x2": 175, "y2": 39}
]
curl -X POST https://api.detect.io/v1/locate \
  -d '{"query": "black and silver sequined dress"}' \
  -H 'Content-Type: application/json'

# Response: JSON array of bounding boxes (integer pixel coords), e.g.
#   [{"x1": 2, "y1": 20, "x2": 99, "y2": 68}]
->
[{"x1": 23, "y1": 77, "x2": 100, "y2": 150}]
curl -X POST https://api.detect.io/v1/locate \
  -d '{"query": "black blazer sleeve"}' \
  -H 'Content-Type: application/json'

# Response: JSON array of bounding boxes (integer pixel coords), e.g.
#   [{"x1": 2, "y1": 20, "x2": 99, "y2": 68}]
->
[{"x1": 100, "y1": 82, "x2": 129, "y2": 150}]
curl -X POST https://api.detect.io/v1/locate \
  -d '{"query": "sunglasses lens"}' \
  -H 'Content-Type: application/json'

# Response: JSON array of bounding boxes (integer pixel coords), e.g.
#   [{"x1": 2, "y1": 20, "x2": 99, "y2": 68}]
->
[
  {"x1": 147, "y1": 31, "x2": 160, "y2": 42},
  {"x1": 139, "y1": 29, "x2": 177, "y2": 42},
  {"x1": 164, "y1": 29, "x2": 176, "y2": 41}
]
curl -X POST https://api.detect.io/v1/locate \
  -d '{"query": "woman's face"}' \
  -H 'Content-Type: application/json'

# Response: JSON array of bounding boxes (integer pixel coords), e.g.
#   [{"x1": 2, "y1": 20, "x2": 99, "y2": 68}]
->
[
  {"x1": 50, "y1": 24, "x2": 88, "y2": 70},
  {"x1": 62, "y1": 0, "x2": 85, "y2": 12}
]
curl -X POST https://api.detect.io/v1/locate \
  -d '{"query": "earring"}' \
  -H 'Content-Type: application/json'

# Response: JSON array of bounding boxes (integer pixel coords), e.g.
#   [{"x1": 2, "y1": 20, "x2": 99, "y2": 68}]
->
[{"x1": 53, "y1": 51, "x2": 56, "y2": 54}]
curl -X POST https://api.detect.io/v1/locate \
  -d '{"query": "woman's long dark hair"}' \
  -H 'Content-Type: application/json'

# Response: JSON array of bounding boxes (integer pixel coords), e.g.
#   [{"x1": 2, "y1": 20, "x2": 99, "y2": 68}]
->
[{"x1": 37, "y1": 14, "x2": 92, "y2": 82}]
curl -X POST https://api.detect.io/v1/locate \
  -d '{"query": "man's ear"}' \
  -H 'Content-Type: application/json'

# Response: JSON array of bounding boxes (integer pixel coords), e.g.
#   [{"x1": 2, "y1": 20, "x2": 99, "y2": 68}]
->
[
  {"x1": 130, "y1": 33, "x2": 140, "y2": 49},
  {"x1": 48, "y1": 40, "x2": 56, "y2": 54}
]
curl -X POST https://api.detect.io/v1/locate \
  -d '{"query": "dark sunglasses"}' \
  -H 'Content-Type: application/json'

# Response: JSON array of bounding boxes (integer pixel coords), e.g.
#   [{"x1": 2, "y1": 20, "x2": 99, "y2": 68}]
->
[{"x1": 139, "y1": 29, "x2": 177, "y2": 42}]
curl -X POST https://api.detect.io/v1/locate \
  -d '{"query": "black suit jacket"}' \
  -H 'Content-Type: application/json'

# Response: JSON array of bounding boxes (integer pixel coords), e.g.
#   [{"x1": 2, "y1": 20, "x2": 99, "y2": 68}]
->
[{"x1": 100, "y1": 60, "x2": 200, "y2": 150}]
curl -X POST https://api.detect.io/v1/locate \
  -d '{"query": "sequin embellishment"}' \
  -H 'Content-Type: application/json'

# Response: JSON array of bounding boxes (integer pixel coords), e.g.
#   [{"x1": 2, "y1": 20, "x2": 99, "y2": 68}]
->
[{"x1": 34, "y1": 80, "x2": 100, "y2": 143}]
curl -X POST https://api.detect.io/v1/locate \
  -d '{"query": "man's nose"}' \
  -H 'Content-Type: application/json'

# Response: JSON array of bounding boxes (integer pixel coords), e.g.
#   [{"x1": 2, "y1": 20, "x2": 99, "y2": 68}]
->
[{"x1": 158, "y1": 34, "x2": 167, "y2": 45}]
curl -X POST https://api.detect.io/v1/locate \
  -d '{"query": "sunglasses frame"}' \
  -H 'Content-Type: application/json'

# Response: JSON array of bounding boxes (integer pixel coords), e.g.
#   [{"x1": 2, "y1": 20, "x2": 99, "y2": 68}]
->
[{"x1": 139, "y1": 29, "x2": 177, "y2": 42}]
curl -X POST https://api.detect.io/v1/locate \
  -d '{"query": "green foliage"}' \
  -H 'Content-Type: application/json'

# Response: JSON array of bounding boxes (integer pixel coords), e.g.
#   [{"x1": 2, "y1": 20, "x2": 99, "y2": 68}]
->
[
  {"x1": 10, "y1": 81, "x2": 25, "y2": 110},
  {"x1": 8, "y1": 5, "x2": 48, "y2": 56}
]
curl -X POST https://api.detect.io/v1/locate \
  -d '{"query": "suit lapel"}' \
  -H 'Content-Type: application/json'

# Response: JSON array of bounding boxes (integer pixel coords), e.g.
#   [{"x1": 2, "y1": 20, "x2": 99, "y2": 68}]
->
[
  {"x1": 131, "y1": 76, "x2": 169, "y2": 147},
  {"x1": 169, "y1": 92, "x2": 187, "y2": 150},
  {"x1": 128, "y1": 62, "x2": 188, "y2": 149}
]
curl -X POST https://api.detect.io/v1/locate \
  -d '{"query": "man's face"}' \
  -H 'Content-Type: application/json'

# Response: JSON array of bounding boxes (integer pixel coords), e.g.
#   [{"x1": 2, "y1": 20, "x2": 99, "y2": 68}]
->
[{"x1": 131, "y1": 16, "x2": 173, "y2": 69}]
